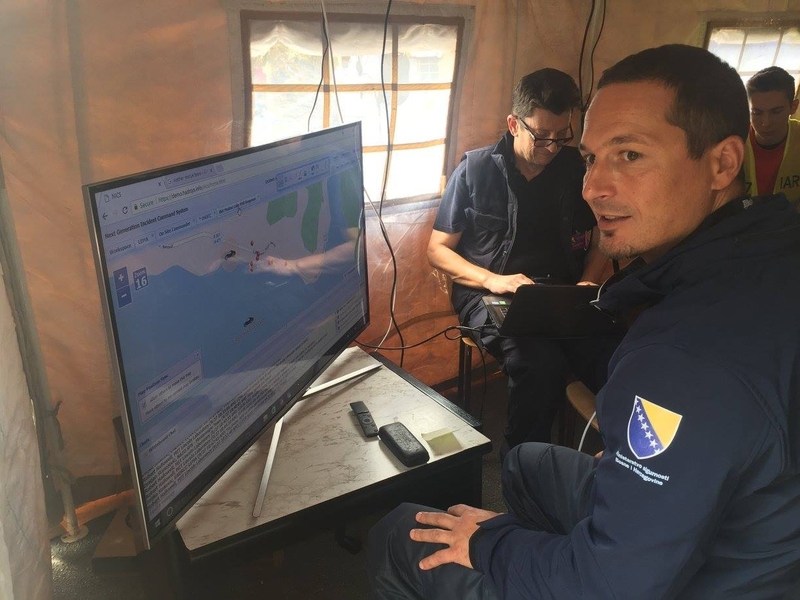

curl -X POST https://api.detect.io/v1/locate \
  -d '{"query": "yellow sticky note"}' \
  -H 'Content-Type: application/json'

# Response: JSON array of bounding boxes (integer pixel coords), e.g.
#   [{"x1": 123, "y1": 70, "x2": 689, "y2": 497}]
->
[{"x1": 421, "y1": 428, "x2": 461, "y2": 455}]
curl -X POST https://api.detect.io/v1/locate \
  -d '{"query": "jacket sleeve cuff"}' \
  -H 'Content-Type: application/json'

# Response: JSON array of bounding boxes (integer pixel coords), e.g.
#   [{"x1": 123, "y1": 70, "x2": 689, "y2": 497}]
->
[{"x1": 469, "y1": 525, "x2": 490, "y2": 571}]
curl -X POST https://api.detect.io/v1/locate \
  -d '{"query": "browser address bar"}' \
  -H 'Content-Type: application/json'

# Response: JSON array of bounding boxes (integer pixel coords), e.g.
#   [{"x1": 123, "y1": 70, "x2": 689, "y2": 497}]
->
[{"x1": 130, "y1": 145, "x2": 335, "y2": 218}]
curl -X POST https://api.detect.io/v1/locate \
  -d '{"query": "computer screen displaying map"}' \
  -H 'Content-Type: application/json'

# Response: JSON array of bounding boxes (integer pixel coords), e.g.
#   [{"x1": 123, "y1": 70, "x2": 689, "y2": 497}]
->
[{"x1": 83, "y1": 123, "x2": 368, "y2": 548}]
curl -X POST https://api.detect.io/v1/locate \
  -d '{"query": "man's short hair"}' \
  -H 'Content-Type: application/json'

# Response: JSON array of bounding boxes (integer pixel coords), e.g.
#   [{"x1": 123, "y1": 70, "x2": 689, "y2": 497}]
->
[
  {"x1": 512, "y1": 68, "x2": 581, "y2": 117},
  {"x1": 746, "y1": 66, "x2": 797, "y2": 103},
  {"x1": 597, "y1": 44, "x2": 749, "y2": 159}
]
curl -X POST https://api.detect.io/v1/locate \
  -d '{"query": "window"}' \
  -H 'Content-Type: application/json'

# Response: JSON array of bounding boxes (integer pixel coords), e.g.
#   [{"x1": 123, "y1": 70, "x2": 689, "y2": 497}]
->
[
  {"x1": 241, "y1": 11, "x2": 464, "y2": 205},
  {"x1": 706, "y1": 23, "x2": 800, "y2": 86}
]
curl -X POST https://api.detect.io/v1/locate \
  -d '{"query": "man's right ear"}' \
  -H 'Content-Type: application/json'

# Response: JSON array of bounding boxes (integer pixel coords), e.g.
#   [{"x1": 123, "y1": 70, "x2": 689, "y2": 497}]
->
[
  {"x1": 507, "y1": 114, "x2": 518, "y2": 136},
  {"x1": 710, "y1": 134, "x2": 745, "y2": 192}
]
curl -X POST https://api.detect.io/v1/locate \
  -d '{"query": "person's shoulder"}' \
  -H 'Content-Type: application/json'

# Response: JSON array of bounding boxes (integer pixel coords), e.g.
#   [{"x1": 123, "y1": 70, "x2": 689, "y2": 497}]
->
[
  {"x1": 464, "y1": 136, "x2": 506, "y2": 162},
  {"x1": 463, "y1": 147, "x2": 494, "y2": 165},
  {"x1": 605, "y1": 342, "x2": 764, "y2": 422},
  {"x1": 458, "y1": 138, "x2": 508, "y2": 177}
]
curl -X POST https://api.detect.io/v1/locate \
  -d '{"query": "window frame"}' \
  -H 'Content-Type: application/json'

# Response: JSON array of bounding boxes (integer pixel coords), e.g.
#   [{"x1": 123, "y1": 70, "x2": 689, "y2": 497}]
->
[{"x1": 224, "y1": 2, "x2": 474, "y2": 205}]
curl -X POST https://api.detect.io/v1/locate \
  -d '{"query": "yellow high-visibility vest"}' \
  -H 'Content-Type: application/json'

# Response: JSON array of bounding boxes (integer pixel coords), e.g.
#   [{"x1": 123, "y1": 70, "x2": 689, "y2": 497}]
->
[{"x1": 744, "y1": 119, "x2": 800, "y2": 209}]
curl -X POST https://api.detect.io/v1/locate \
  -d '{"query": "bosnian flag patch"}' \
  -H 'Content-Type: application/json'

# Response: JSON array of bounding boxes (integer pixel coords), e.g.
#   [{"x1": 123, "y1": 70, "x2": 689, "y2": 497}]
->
[{"x1": 627, "y1": 396, "x2": 682, "y2": 460}]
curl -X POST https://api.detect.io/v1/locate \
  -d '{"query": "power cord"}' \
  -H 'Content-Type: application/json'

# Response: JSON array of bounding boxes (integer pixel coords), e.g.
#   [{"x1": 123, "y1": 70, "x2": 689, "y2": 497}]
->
[
  {"x1": 320, "y1": 1, "x2": 345, "y2": 125},
  {"x1": 308, "y1": 19, "x2": 329, "y2": 132},
  {"x1": 578, "y1": 0, "x2": 607, "y2": 115},
  {"x1": 375, "y1": 0, "x2": 406, "y2": 366},
  {"x1": 475, "y1": 340, "x2": 488, "y2": 421},
  {"x1": 358, "y1": 323, "x2": 493, "y2": 417},
  {"x1": 578, "y1": 0, "x2": 595, "y2": 111},
  {"x1": 585, "y1": 0, "x2": 607, "y2": 107},
  {"x1": 577, "y1": 410, "x2": 597, "y2": 453},
  {"x1": 356, "y1": 324, "x2": 486, "y2": 351},
  {"x1": 314, "y1": 0, "x2": 404, "y2": 364}
]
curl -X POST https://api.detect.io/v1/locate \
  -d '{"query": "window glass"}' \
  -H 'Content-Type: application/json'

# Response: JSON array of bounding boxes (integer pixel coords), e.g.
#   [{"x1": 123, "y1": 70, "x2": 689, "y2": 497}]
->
[
  {"x1": 707, "y1": 25, "x2": 800, "y2": 87},
  {"x1": 251, "y1": 92, "x2": 321, "y2": 146},
  {"x1": 739, "y1": 30, "x2": 781, "y2": 72},
  {"x1": 397, "y1": 23, "x2": 458, "y2": 84},
  {"x1": 361, "y1": 146, "x2": 446, "y2": 203},
  {"x1": 394, "y1": 89, "x2": 451, "y2": 144},
  {"x1": 250, "y1": 22, "x2": 323, "y2": 85},
  {"x1": 362, "y1": 152, "x2": 387, "y2": 205},
  {"x1": 384, "y1": 146, "x2": 446, "y2": 199},
  {"x1": 329, "y1": 91, "x2": 388, "y2": 146},
  {"x1": 332, "y1": 55, "x2": 382, "y2": 85},
  {"x1": 707, "y1": 28, "x2": 745, "y2": 67},
  {"x1": 776, "y1": 29, "x2": 800, "y2": 73}
]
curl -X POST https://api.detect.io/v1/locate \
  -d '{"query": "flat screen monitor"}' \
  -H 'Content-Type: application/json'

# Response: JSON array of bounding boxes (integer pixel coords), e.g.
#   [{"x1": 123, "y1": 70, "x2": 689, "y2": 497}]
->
[{"x1": 83, "y1": 123, "x2": 369, "y2": 550}]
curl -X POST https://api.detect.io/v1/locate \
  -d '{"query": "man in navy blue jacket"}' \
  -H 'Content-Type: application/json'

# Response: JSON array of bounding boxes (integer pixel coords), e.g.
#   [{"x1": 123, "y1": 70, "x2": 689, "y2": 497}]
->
[{"x1": 368, "y1": 44, "x2": 800, "y2": 599}]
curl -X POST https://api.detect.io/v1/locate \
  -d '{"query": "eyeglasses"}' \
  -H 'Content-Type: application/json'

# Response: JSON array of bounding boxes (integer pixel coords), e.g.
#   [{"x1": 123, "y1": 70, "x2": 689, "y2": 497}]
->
[{"x1": 514, "y1": 115, "x2": 574, "y2": 148}]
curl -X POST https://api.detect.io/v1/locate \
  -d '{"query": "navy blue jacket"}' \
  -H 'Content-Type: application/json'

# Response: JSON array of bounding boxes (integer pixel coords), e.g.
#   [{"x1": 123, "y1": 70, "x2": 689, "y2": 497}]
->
[
  {"x1": 472, "y1": 195, "x2": 800, "y2": 598},
  {"x1": 433, "y1": 132, "x2": 595, "y2": 321}
]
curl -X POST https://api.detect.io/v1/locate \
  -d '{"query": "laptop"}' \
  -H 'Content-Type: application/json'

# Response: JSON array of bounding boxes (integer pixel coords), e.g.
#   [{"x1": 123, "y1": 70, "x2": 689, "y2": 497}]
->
[{"x1": 482, "y1": 284, "x2": 623, "y2": 338}]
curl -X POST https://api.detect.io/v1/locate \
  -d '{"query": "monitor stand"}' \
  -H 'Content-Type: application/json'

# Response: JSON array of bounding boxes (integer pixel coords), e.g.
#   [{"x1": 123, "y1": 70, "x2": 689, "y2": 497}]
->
[{"x1": 252, "y1": 362, "x2": 381, "y2": 517}]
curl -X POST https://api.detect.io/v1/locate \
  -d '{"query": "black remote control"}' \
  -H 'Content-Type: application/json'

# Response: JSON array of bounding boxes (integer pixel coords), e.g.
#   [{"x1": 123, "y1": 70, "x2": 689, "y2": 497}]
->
[
  {"x1": 350, "y1": 401, "x2": 379, "y2": 437},
  {"x1": 378, "y1": 422, "x2": 430, "y2": 467}
]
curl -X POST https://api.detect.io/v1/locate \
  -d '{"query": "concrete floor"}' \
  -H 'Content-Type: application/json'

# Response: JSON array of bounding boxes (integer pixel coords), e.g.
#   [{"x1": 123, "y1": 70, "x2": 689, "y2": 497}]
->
[{"x1": 50, "y1": 368, "x2": 599, "y2": 600}]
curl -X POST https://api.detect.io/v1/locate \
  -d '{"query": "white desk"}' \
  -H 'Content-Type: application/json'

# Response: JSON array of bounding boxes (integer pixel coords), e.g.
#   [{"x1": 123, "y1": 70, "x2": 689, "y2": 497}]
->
[{"x1": 175, "y1": 347, "x2": 492, "y2": 560}]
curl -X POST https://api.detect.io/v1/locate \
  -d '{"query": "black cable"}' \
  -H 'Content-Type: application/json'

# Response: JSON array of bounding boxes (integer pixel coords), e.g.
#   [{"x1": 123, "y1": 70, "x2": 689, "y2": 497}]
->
[
  {"x1": 476, "y1": 343, "x2": 488, "y2": 421},
  {"x1": 585, "y1": 0, "x2": 607, "y2": 107},
  {"x1": 578, "y1": 0, "x2": 596, "y2": 113},
  {"x1": 379, "y1": 0, "x2": 394, "y2": 218},
  {"x1": 312, "y1": 0, "x2": 400, "y2": 367},
  {"x1": 306, "y1": 2, "x2": 420, "y2": 372},
  {"x1": 308, "y1": 18, "x2": 329, "y2": 132},
  {"x1": 359, "y1": 323, "x2": 493, "y2": 417},
  {"x1": 374, "y1": 0, "x2": 406, "y2": 367},
  {"x1": 356, "y1": 325, "x2": 487, "y2": 352},
  {"x1": 359, "y1": 208, "x2": 402, "y2": 339}
]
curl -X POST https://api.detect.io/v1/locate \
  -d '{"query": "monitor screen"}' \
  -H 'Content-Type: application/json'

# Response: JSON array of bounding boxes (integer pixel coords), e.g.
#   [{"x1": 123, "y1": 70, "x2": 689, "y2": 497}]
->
[{"x1": 83, "y1": 123, "x2": 369, "y2": 549}]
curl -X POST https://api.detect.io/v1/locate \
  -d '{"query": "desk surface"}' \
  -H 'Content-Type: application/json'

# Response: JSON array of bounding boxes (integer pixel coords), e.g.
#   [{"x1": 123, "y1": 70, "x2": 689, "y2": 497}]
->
[{"x1": 176, "y1": 347, "x2": 491, "y2": 554}]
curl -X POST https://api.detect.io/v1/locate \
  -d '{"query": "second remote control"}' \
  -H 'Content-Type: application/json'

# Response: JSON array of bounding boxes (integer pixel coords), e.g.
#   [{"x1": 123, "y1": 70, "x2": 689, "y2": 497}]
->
[{"x1": 350, "y1": 401, "x2": 379, "y2": 437}]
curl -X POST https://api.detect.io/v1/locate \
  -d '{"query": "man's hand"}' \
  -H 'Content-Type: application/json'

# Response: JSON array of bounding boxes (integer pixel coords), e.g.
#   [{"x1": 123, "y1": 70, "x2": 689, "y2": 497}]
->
[
  {"x1": 251, "y1": 256, "x2": 298, "y2": 276},
  {"x1": 483, "y1": 273, "x2": 534, "y2": 295},
  {"x1": 410, "y1": 504, "x2": 501, "y2": 570}
]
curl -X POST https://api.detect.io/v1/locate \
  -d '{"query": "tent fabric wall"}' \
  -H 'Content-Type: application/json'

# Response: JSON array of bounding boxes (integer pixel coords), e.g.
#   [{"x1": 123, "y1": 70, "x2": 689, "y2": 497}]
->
[
  {"x1": 0, "y1": 260, "x2": 51, "y2": 599},
  {"x1": 0, "y1": 0, "x2": 798, "y2": 481}
]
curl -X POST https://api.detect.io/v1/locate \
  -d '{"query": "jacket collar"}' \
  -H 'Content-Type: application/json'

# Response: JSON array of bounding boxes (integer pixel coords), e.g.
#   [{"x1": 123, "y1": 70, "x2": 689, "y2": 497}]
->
[{"x1": 596, "y1": 194, "x2": 797, "y2": 320}]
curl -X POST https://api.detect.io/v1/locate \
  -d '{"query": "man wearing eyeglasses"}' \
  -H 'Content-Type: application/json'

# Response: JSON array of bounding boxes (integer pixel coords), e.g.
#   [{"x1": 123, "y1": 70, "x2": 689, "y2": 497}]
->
[{"x1": 428, "y1": 68, "x2": 612, "y2": 454}]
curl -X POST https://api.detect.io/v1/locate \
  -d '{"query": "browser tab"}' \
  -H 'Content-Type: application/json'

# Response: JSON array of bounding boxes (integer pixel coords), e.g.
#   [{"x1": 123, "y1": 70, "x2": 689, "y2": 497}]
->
[{"x1": 164, "y1": 165, "x2": 217, "y2": 189}]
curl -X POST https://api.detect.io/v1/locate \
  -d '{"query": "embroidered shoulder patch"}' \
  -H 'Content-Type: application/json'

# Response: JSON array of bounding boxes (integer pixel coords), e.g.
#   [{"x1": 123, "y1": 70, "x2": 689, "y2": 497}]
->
[{"x1": 627, "y1": 396, "x2": 682, "y2": 460}]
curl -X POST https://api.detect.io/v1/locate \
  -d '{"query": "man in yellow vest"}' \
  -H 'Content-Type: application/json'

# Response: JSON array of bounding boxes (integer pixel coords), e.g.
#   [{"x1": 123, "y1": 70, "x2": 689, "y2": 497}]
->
[{"x1": 744, "y1": 66, "x2": 800, "y2": 207}]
